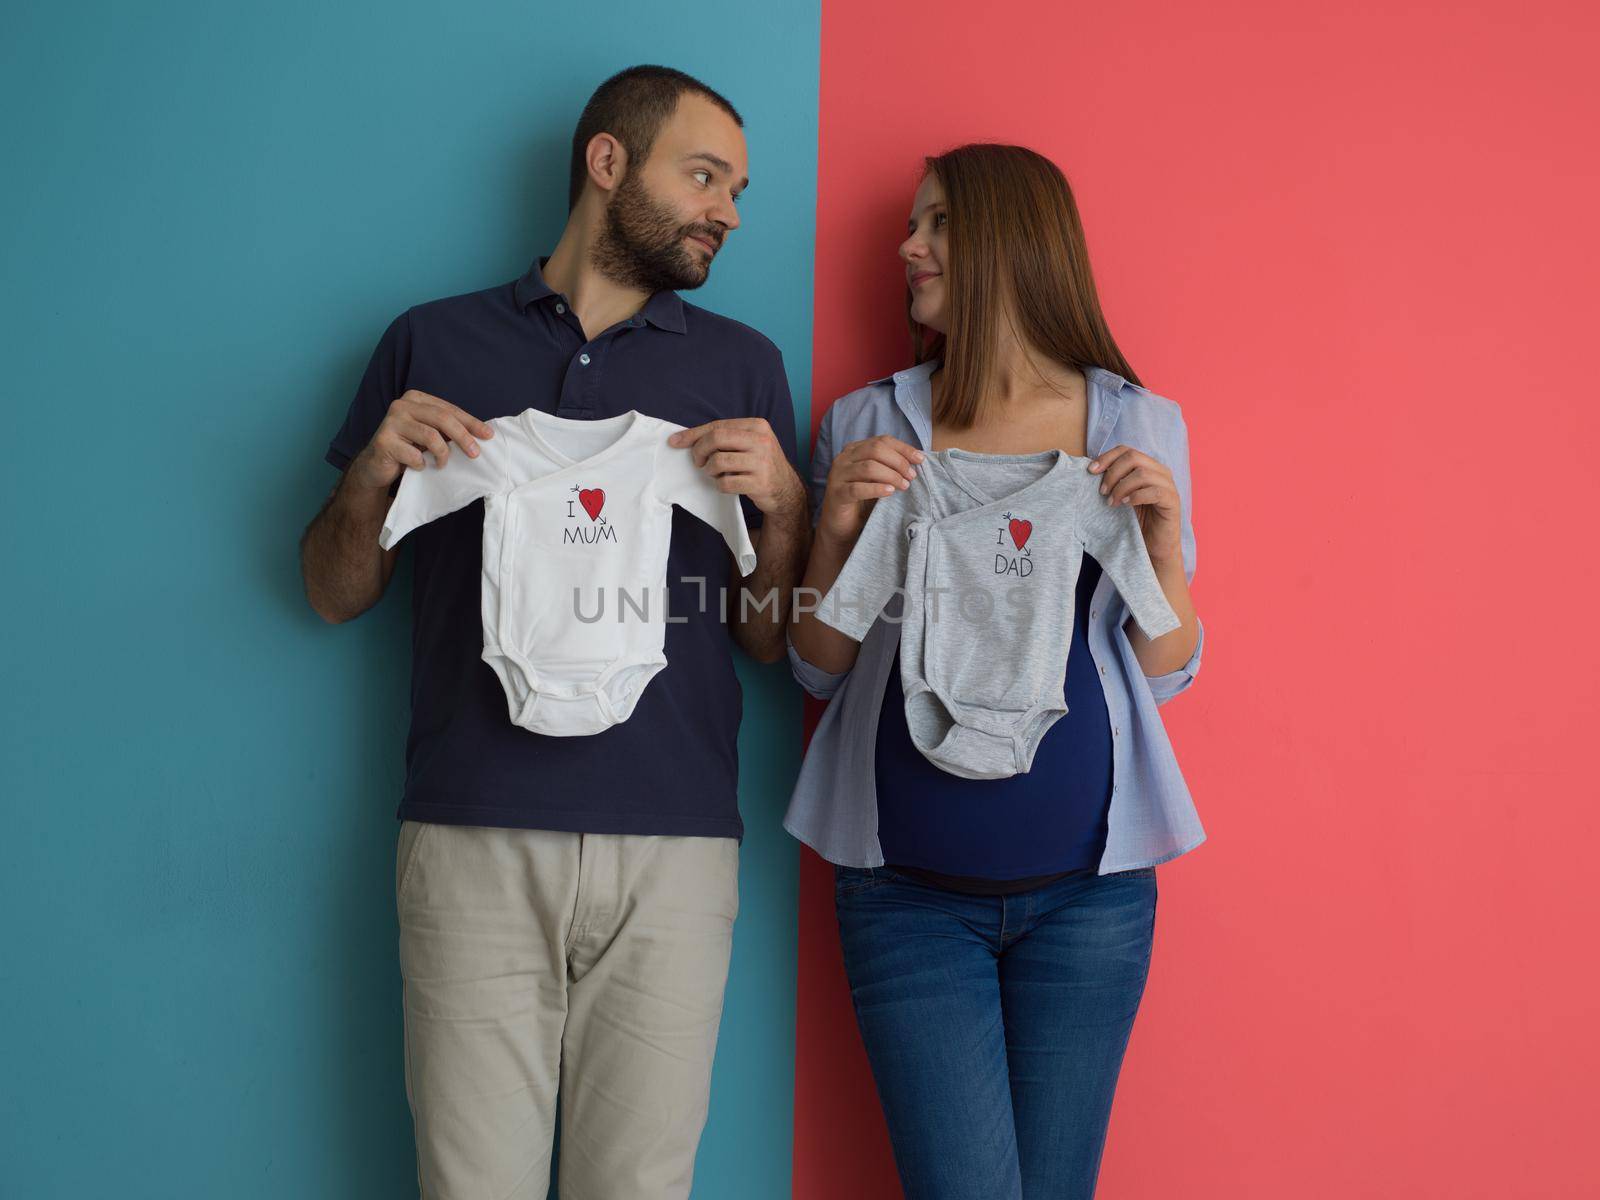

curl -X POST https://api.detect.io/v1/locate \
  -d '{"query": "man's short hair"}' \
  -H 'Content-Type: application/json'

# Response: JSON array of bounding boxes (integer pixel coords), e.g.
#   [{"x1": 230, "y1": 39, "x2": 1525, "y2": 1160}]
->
[{"x1": 569, "y1": 65, "x2": 743, "y2": 211}]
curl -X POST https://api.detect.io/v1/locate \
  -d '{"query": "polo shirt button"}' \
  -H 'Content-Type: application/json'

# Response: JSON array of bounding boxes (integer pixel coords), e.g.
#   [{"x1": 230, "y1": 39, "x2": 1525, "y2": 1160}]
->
[
  {"x1": 1099, "y1": 665, "x2": 1106, "y2": 676},
  {"x1": 1091, "y1": 609, "x2": 1098, "y2": 619},
  {"x1": 555, "y1": 303, "x2": 565, "y2": 314},
  {"x1": 579, "y1": 353, "x2": 591, "y2": 365},
  {"x1": 1114, "y1": 726, "x2": 1120, "y2": 737}
]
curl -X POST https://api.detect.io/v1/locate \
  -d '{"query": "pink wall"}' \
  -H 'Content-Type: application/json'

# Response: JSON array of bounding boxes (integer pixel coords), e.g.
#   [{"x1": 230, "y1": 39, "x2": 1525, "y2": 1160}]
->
[{"x1": 795, "y1": 2, "x2": 1600, "y2": 1196}]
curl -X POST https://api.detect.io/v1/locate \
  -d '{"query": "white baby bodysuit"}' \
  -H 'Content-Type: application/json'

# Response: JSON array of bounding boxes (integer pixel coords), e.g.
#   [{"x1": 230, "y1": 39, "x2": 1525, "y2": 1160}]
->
[{"x1": 377, "y1": 407, "x2": 757, "y2": 736}]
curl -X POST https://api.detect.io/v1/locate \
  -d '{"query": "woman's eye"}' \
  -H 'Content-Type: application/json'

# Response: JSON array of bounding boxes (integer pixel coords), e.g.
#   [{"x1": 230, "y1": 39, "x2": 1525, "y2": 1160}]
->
[{"x1": 934, "y1": 212, "x2": 947, "y2": 229}]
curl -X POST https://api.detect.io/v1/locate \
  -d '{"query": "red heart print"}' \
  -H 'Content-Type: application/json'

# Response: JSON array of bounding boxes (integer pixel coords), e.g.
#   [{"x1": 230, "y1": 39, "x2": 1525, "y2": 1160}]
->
[
  {"x1": 579, "y1": 488, "x2": 605, "y2": 521},
  {"x1": 1009, "y1": 518, "x2": 1032, "y2": 550}
]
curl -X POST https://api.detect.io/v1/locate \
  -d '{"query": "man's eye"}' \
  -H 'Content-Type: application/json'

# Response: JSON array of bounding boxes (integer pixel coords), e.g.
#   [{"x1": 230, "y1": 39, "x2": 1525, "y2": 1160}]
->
[
  {"x1": 732, "y1": 191, "x2": 743, "y2": 205},
  {"x1": 693, "y1": 170, "x2": 711, "y2": 186}
]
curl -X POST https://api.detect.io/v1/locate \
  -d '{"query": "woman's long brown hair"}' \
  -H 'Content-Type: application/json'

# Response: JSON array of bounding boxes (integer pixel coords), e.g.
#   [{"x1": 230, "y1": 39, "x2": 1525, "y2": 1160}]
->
[{"x1": 910, "y1": 143, "x2": 1141, "y2": 428}]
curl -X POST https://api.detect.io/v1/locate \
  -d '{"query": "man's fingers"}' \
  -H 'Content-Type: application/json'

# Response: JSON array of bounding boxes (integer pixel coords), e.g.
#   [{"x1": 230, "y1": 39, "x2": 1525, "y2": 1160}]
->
[
  {"x1": 394, "y1": 404, "x2": 488, "y2": 460},
  {"x1": 667, "y1": 421, "x2": 713, "y2": 447},
  {"x1": 662, "y1": 419, "x2": 720, "y2": 448},
  {"x1": 669, "y1": 417, "x2": 767, "y2": 451},
  {"x1": 689, "y1": 429, "x2": 761, "y2": 467},
  {"x1": 422, "y1": 411, "x2": 482, "y2": 458},
  {"x1": 394, "y1": 418, "x2": 451, "y2": 466},
  {"x1": 386, "y1": 440, "x2": 426, "y2": 471},
  {"x1": 418, "y1": 396, "x2": 493, "y2": 444},
  {"x1": 440, "y1": 401, "x2": 495, "y2": 441},
  {"x1": 705, "y1": 449, "x2": 765, "y2": 477},
  {"x1": 401, "y1": 390, "x2": 495, "y2": 441}
]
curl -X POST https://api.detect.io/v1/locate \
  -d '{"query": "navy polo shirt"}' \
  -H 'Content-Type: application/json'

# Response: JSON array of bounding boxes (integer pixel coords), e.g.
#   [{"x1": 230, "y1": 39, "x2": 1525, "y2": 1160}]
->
[{"x1": 324, "y1": 256, "x2": 799, "y2": 841}]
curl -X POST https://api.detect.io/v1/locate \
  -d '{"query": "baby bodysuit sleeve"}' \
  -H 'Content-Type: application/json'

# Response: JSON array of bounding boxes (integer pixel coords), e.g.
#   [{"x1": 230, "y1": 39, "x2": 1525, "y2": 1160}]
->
[
  {"x1": 816, "y1": 481, "x2": 923, "y2": 642},
  {"x1": 1080, "y1": 486, "x2": 1183, "y2": 640},
  {"x1": 377, "y1": 421, "x2": 515, "y2": 549},
  {"x1": 652, "y1": 435, "x2": 759, "y2": 577}
]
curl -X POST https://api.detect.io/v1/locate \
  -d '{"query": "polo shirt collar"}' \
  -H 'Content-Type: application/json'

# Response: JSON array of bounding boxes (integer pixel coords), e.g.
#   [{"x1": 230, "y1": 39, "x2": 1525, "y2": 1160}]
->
[
  {"x1": 513, "y1": 256, "x2": 556, "y2": 309},
  {"x1": 637, "y1": 287, "x2": 687, "y2": 334},
  {"x1": 514, "y1": 256, "x2": 687, "y2": 334}
]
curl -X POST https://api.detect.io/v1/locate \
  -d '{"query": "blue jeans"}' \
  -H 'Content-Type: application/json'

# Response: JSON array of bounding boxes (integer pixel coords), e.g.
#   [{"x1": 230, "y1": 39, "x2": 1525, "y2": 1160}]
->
[{"x1": 833, "y1": 864, "x2": 1158, "y2": 1200}]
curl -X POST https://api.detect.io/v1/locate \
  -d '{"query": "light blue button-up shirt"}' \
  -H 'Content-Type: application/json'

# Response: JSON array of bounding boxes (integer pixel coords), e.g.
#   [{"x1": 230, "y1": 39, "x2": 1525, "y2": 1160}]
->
[{"x1": 782, "y1": 359, "x2": 1207, "y2": 874}]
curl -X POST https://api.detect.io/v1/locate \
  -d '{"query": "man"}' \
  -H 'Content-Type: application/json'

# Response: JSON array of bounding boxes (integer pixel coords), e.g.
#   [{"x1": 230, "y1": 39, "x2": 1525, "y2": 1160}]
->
[{"x1": 299, "y1": 65, "x2": 809, "y2": 1199}]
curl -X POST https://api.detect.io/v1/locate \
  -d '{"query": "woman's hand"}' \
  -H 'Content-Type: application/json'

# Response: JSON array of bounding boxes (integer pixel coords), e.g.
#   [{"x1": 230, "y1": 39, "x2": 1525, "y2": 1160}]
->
[
  {"x1": 790, "y1": 434, "x2": 924, "y2": 679},
  {"x1": 1089, "y1": 445, "x2": 1182, "y2": 566},
  {"x1": 817, "y1": 434, "x2": 925, "y2": 547}
]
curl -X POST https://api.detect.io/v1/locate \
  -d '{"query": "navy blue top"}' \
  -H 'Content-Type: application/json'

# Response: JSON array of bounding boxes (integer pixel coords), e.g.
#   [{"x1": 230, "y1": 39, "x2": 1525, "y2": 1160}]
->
[
  {"x1": 324, "y1": 256, "x2": 798, "y2": 841},
  {"x1": 875, "y1": 553, "x2": 1115, "y2": 880}
]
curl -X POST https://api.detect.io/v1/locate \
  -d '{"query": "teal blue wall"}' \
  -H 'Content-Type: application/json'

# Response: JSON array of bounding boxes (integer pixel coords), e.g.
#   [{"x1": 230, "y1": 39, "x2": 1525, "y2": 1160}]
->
[{"x1": 0, "y1": 3, "x2": 817, "y2": 1196}]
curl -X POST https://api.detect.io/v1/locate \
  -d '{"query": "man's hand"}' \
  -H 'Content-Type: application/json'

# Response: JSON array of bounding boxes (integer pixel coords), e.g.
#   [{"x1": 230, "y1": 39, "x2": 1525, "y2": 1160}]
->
[
  {"x1": 667, "y1": 418, "x2": 806, "y2": 520},
  {"x1": 349, "y1": 390, "x2": 496, "y2": 493},
  {"x1": 667, "y1": 417, "x2": 809, "y2": 663}
]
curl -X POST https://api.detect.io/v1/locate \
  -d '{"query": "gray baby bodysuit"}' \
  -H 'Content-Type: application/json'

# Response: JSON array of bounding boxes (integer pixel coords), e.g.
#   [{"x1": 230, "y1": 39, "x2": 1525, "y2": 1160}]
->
[{"x1": 817, "y1": 447, "x2": 1182, "y2": 780}]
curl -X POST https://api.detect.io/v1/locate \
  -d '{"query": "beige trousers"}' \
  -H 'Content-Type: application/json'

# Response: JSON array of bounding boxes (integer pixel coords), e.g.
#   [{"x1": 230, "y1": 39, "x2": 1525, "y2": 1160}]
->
[{"x1": 394, "y1": 820, "x2": 740, "y2": 1200}]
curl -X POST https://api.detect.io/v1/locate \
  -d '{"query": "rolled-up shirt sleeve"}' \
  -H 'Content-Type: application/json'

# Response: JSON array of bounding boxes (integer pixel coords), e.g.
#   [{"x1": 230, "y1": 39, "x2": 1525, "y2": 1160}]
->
[
  {"x1": 786, "y1": 625, "x2": 850, "y2": 700},
  {"x1": 1145, "y1": 614, "x2": 1204, "y2": 706},
  {"x1": 1144, "y1": 406, "x2": 1203, "y2": 706},
  {"x1": 788, "y1": 402, "x2": 852, "y2": 699}
]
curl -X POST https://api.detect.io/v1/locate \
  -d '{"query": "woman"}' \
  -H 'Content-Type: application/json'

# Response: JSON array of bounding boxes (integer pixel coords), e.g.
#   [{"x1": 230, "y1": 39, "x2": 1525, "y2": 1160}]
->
[{"x1": 784, "y1": 143, "x2": 1207, "y2": 1199}]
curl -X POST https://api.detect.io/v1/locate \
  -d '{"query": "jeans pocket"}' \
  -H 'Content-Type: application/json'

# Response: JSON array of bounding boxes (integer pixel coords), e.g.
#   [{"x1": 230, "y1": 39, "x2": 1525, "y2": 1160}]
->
[{"x1": 834, "y1": 864, "x2": 886, "y2": 897}]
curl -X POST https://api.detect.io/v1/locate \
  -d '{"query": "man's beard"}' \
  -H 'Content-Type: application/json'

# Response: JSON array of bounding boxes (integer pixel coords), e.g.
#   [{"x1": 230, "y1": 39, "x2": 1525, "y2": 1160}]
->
[{"x1": 591, "y1": 169, "x2": 720, "y2": 293}]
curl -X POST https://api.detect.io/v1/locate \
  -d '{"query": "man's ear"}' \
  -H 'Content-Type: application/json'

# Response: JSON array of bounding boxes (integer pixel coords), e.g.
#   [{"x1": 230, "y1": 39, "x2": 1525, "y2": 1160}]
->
[{"x1": 585, "y1": 131, "x2": 627, "y2": 197}]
